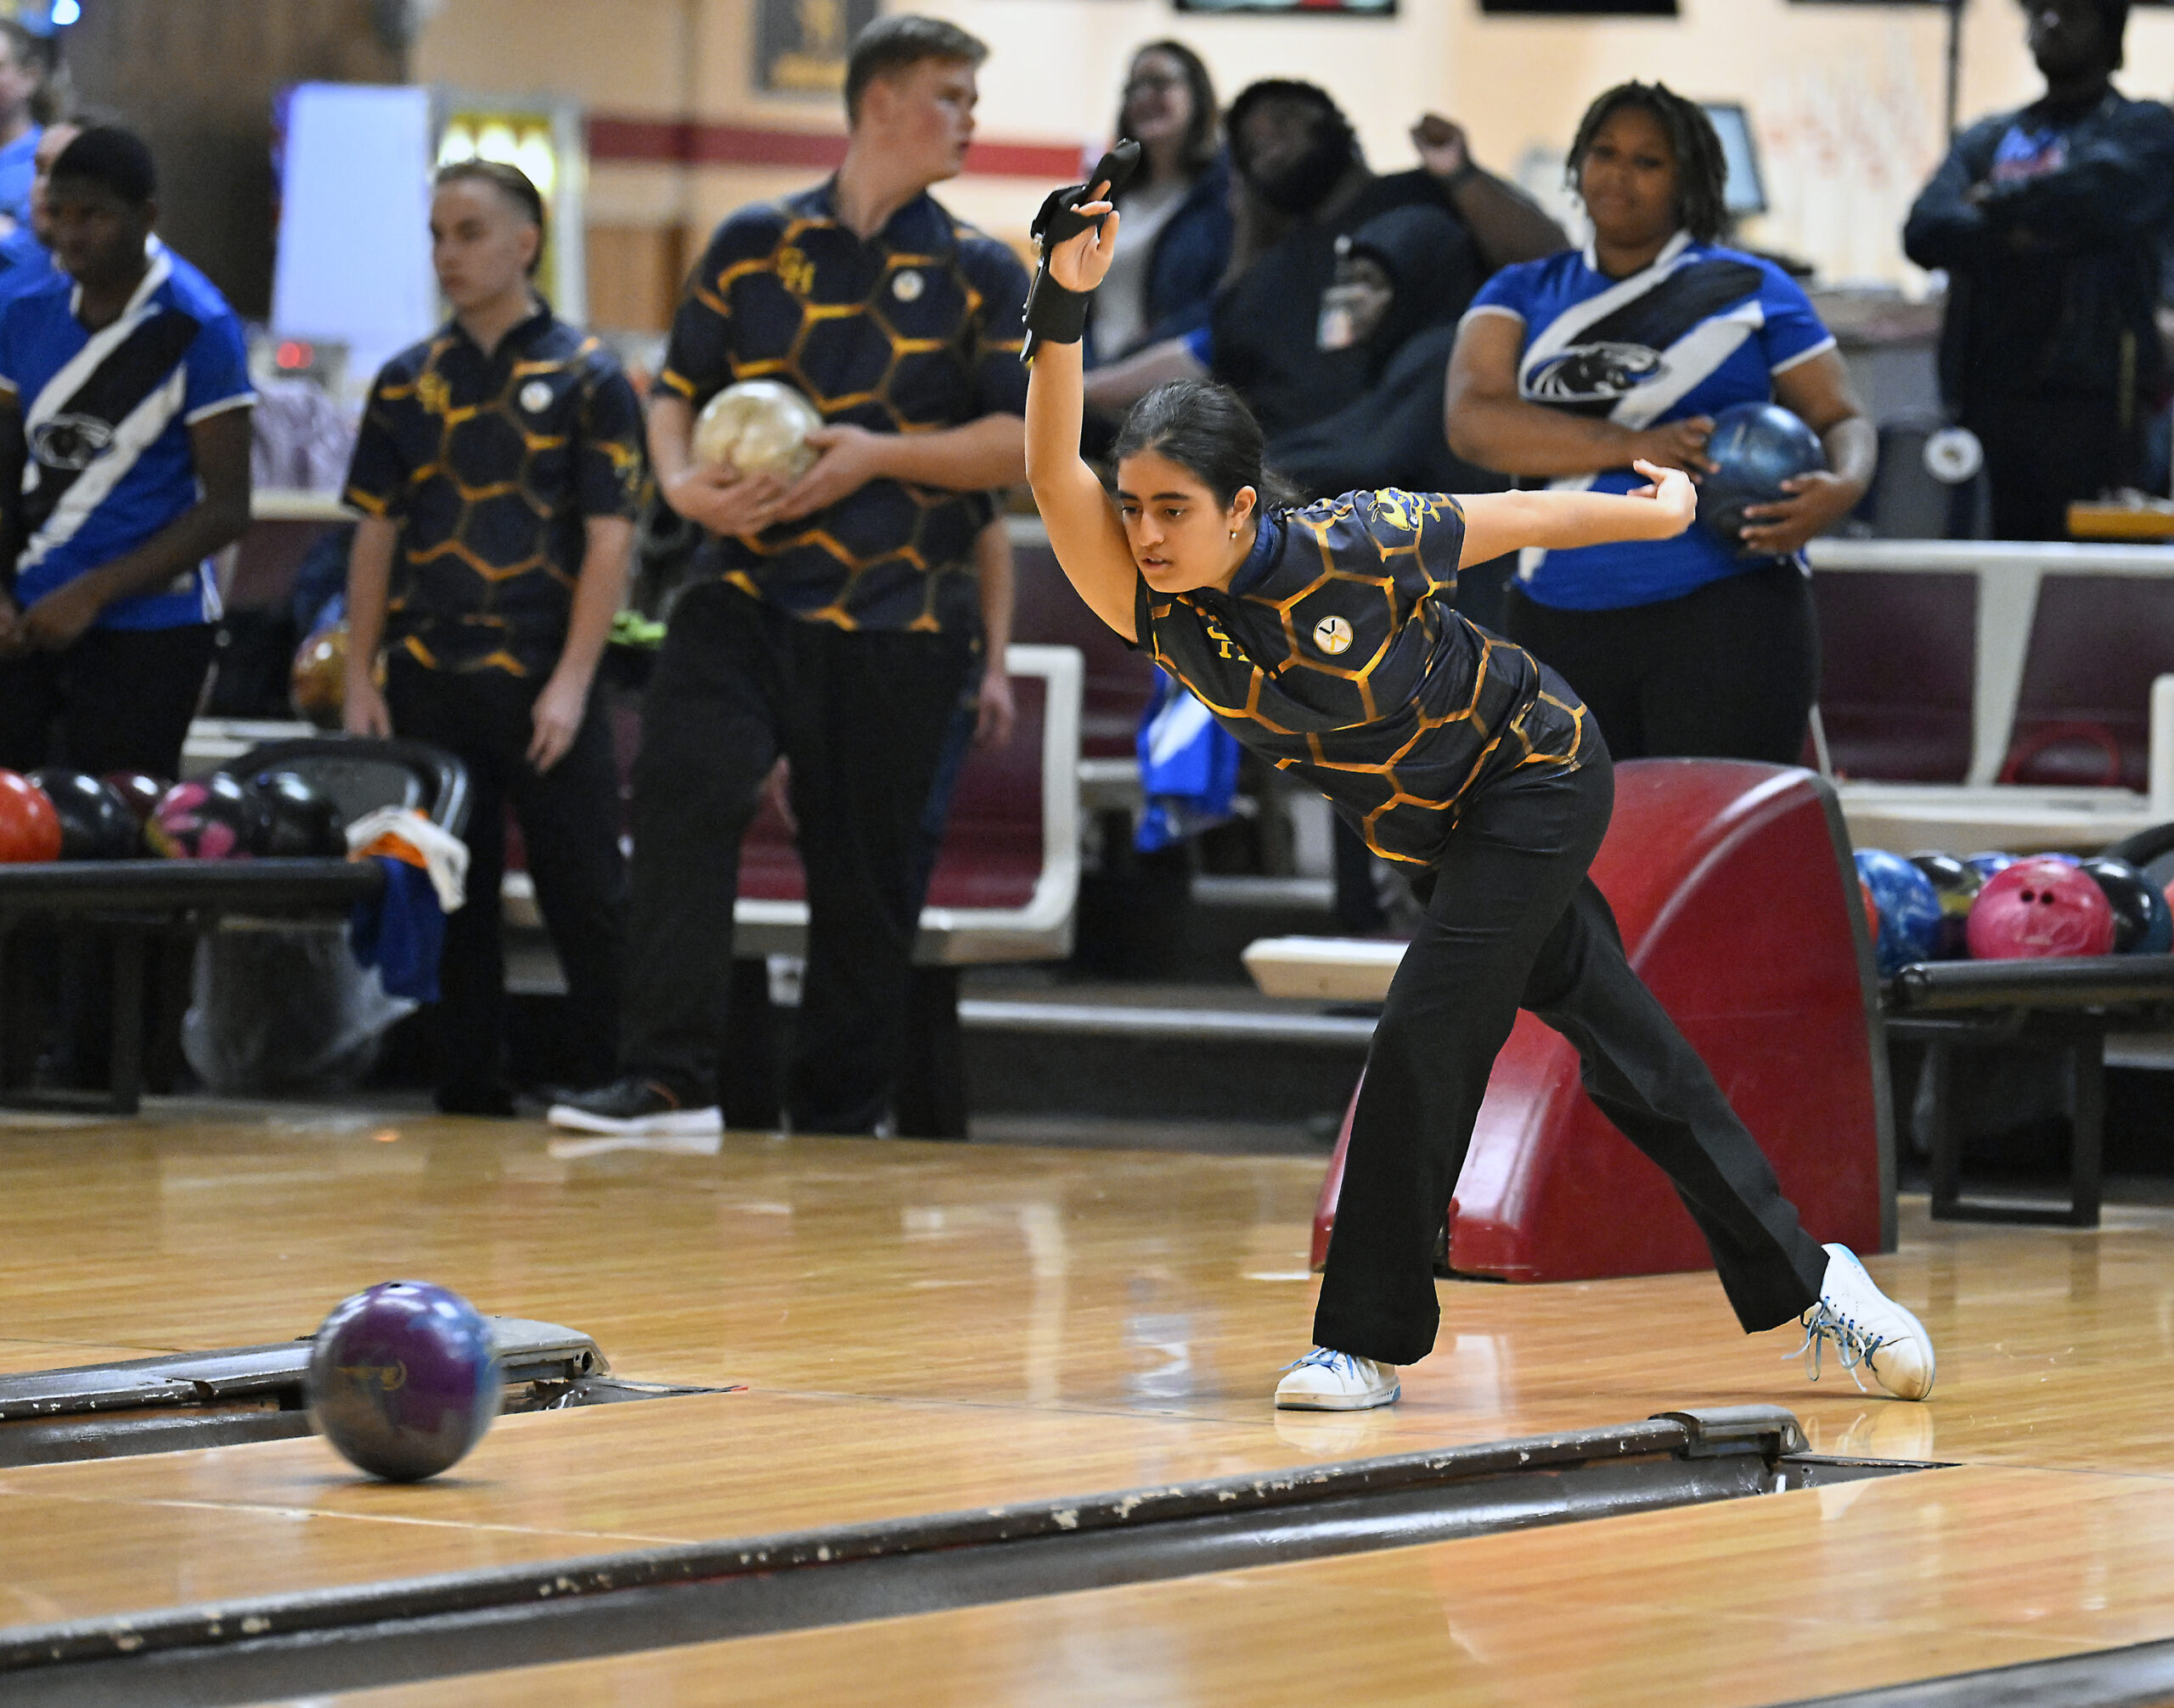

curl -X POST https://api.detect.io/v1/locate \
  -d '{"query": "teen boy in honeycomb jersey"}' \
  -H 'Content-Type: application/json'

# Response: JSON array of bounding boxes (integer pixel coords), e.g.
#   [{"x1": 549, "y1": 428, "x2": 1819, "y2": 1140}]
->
[
  {"x1": 343, "y1": 161, "x2": 644, "y2": 1116},
  {"x1": 550, "y1": 15, "x2": 1028, "y2": 1139}
]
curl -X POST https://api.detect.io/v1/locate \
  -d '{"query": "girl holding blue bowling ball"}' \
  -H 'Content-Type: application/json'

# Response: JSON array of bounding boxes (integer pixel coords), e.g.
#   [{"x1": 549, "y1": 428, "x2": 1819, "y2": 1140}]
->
[{"x1": 1445, "y1": 82, "x2": 1878, "y2": 767}]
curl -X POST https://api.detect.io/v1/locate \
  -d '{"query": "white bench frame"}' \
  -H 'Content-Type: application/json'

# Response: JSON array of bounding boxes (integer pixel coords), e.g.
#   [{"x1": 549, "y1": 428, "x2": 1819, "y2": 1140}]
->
[{"x1": 1806, "y1": 539, "x2": 2174, "y2": 851}]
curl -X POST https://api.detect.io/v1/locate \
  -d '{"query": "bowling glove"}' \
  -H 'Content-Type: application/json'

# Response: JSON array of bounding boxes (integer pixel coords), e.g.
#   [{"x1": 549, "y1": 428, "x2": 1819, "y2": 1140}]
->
[{"x1": 1022, "y1": 140, "x2": 1141, "y2": 361}]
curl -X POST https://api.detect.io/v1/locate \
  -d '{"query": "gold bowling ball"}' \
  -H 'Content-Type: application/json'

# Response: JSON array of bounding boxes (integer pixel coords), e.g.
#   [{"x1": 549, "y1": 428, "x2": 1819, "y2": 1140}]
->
[{"x1": 291, "y1": 623, "x2": 347, "y2": 730}]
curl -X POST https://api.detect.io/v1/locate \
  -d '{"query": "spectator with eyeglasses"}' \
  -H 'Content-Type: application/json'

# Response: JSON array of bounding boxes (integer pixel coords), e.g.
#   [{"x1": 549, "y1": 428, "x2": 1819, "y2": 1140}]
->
[{"x1": 1086, "y1": 41, "x2": 1231, "y2": 368}]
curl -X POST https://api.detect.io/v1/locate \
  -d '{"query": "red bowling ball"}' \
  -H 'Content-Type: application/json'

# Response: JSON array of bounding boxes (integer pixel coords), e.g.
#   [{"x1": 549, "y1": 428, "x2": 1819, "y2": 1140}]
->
[
  {"x1": 1966, "y1": 857, "x2": 2117, "y2": 960},
  {"x1": 0, "y1": 768, "x2": 61, "y2": 863}
]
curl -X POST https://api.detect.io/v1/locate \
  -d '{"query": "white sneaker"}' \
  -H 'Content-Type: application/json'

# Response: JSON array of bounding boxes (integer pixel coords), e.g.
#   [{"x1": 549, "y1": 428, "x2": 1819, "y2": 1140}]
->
[
  {"x1": 1788, "y1": 1243, "x2": 1936, "y2": 1401},
  {"x1": 1274, "y1": 1347, "x2": 1400, "y2": 1412}
]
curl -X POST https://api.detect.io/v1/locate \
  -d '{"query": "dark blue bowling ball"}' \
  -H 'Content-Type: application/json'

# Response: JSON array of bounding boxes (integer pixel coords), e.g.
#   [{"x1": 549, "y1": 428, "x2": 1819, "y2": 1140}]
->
[
  {"x1": 306, "y1": 1281, "x2": 500, "y2": 1481},
  {"x1": 2081, "y1": 857, "x2": 2172, "y2": 954},
  {"x1": 1698, "y1": 402, "x2": 1826, "y2": 553},
  {"x1": 1908, "y1": 851, "x2": 1981, "y2": 959},
  {"x1": 1964, "y1": 851, "x2": 2019, "y2": 883},
  {"x1": 1856, "y1": 848, "x2": 1942, "y2": 976}
]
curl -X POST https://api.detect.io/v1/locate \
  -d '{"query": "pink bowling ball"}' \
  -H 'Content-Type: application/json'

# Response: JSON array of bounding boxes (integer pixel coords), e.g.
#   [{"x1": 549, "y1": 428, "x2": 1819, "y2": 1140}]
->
[{"x1": 1966, "y1": 857, "x2": 2116, "y2": 960}]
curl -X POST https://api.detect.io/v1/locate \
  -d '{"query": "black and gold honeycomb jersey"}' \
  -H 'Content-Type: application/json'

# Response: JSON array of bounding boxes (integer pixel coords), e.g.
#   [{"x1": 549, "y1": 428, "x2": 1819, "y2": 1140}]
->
[
  {"x1": 345, "y1": 307, "x2": 645, "y2": 677},
  {"x1": 1135, "y1": 489, "x2": 1589, "y2": 865},
  {"x1": 662, "y1": 181, "x2": 1028, "y2": 634}
]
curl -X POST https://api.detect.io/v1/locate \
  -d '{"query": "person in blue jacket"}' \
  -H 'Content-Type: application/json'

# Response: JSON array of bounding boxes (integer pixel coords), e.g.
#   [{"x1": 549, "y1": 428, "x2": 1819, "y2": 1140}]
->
[
  {"x1": 1085, "y1": 41, "x2": 1231, "y2": 367},
  {"x1": 1446, "y1": 81, "x2": 1876, "y2": 767}
]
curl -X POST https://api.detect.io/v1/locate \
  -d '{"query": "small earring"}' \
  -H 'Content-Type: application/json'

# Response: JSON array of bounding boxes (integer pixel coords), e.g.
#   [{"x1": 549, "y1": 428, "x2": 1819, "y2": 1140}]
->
[{"x1": 1229, "y1": 528, "x2": 1237, "y2": 538}]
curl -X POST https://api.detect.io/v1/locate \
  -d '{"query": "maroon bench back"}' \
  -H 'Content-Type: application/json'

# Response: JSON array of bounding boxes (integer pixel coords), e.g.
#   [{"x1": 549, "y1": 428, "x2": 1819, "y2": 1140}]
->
[
  {"x1": 1811, "y1": 572, "x2": 1975, "y2": 782},
  {"x1": 2002, "y1": 575, "x2": 2174, "y2": 789}
]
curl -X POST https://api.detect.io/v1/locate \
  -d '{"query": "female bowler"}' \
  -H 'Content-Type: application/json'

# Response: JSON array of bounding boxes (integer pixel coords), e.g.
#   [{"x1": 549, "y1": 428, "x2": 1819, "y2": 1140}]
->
[{"x1": 1021, "y1": 178, "x2": 1933, "y2": 1412}]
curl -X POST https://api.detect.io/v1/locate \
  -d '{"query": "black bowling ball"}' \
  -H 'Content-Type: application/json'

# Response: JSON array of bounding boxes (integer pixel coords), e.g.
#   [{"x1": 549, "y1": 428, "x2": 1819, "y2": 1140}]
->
[
  {"x1": 1908, "y1": 851, "x2": 1982, "y2": 960},
  {"x1": 2081, "y1": 856, "x2": 2172, "y2": 955},
  {"x1": 248, "y1": 769, "x2": 346, "y2": 857},
  {"x1": 28, "y1": 769, "x2": 139, "y2": 860}
]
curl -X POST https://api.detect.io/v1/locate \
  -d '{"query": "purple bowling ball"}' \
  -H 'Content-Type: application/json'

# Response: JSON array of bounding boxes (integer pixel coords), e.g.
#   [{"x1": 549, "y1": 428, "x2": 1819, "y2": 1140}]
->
[{"x1": 306, "y1": 1281, "x2": 500, "y2": 1481}]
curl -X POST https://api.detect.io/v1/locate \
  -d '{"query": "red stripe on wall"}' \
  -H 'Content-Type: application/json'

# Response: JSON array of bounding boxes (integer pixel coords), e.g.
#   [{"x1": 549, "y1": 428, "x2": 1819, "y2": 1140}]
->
[{"x1": 587, "y1": 115, "x2": 1079, "y2": 179}]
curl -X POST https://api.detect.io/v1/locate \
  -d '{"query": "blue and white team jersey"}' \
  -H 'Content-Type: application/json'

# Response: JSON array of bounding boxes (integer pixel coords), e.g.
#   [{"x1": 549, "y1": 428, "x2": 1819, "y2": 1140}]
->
[
  {"x1": 0, "y1": 240, "x2": 253, "y2": 630},
  {"x1": 1464, "y1": 232, "x2": 1835, "y2": 611}
]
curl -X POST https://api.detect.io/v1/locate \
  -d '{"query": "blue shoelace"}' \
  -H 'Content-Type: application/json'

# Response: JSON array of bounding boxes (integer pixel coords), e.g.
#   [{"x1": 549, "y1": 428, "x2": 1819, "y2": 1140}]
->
[
  {"x1": 1282, "y1": 1347, "x2": 1363, "y2": 1378},
  {"x1": 1786, "y1": 1299, "x2": 1887, "y2": 1393}
]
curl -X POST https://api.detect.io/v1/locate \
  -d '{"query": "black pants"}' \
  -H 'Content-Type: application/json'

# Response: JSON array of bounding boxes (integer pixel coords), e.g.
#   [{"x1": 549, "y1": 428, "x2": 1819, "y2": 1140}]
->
[
  {"x1": 621, "y1": 582, "x2": 975, "y2": 1133},
  {"x1": 385, "y1": 657, "x2": 626, "y2": 1094},
  {"x1": 1503, "y1": 564, "x2": 1816, "y2": 765},
  {"x1": 1313, "y1": 744, "x2": 1828, "y2": 1366},
  {"x1": 0, "y1": 622, "x2": 216, "y2": 776},
  {"x1": 1969, "y1": 392, "x2": 2132, "y2": 543},
  {"x1": 0, "y1": 623, "x2": 215, "y2": 1089}
]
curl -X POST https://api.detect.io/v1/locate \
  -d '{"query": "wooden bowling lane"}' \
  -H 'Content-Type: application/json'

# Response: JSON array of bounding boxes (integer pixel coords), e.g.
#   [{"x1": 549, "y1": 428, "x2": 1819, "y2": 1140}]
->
[
  {"x1": 0, "y1": 1384, "x2": 1486, "y2": 1631},
  {"x1": 8, "y1": 1111, "x2": 2174, "y2": 1654},
  {"x1": 3, "y1": 1111, "x2": 2174, "y2": 1475},
  {"x1": 314, "y1": 1463, "x2": 2174, "y2": 1708},
  {"x1": 0, "y1": 1340, "x2": 179, "y2": 1378}
]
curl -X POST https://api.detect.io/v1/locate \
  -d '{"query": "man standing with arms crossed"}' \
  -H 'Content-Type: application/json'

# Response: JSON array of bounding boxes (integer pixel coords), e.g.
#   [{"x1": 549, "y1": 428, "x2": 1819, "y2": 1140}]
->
[{"x1": 551, "y1": 15, "x2": 1028, "y2": 1138}]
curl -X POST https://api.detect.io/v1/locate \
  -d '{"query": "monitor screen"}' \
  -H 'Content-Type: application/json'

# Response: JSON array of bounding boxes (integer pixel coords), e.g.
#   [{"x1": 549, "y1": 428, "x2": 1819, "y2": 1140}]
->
[{"x1": 1703, "y1": 103, "x2": 1768, "y2": 217}]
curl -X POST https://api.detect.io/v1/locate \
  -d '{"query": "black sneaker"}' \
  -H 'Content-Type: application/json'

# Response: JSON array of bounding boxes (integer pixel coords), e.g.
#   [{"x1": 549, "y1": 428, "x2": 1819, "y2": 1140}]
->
[{"x1": 546, "y1": 1077, "x2": 723, "y2": 1138}]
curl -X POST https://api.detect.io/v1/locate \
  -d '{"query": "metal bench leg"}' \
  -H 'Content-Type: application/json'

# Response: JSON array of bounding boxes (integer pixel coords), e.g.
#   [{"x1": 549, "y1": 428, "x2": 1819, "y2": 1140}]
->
[
  {"x1": 105, "y1": 929, "x2": 145, "y2": 1117},
  {"x1": 2066, "y1": 1037, "x2": 2105, "y2": 1230},
  {"x1": 0, "y1": 926, "x2": 23, "y2": 1091},
  {"x1": 1923, "y1": 1041, "x2": 1962, "y2": 1220}
]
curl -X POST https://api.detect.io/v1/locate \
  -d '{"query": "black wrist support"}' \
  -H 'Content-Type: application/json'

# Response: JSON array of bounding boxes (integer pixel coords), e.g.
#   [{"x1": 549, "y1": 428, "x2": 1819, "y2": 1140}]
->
[
  {"x1": 1020, "y1": 139, "x2": 1141, "y2": 363},
  {"x1": 1023, "y1": 271, "x2": 1090, "y2": 344}
]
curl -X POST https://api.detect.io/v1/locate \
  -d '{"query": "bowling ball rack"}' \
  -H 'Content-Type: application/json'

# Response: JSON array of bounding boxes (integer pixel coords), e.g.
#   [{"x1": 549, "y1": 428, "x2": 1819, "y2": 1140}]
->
[
  {"x1": 0, "y1": 860, "x2": 384, "y2": 1115},
  {"x1": 1884, "y1": 955, "x2": 2174, "y2": 1227}
]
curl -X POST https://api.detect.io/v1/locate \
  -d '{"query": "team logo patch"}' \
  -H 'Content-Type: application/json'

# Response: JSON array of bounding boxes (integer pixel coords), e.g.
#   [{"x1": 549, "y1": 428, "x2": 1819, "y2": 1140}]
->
[
  {"x1": 519, "y1": 380, "x2": 555, "y2": 414},
  {"x1": 1526, "y1": 341, "x2": 1665, "y2": 403},
  {"x1": 1313, "y1": 614, "x2": 1353, "y2": 656},
  {"x1": 30, "y1": 414, "x2": 114, "y2": 471},
  {"x1": 892, "y1": 268, "x2": 925, "y2": 303}
]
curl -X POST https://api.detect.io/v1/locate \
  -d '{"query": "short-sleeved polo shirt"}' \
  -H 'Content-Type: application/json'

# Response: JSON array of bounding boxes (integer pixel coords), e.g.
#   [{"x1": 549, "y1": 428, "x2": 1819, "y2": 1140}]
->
[
  {"x1": 1465, "y1": 233, "x2": 1837, "y2": 610},
  {"x1": 0, "y1": 240, "x2": 253, "y2": 630},
  {"x1": 344, "y1": 307, "x2": 645, "y2": 677},
  {"x1": 1137, "y1": 489, "x2": 1587, "y2": 866},
  {"x1": 662, "y1": 178, "x2": 1028, "y2": 633}
]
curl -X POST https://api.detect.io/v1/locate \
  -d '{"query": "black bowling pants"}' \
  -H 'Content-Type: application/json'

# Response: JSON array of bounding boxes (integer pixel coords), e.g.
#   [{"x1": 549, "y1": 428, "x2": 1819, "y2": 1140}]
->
[
  {"x1": 0, "y1": 622, "x2": 216, "y2": 776},
  {"x1": 1313, "y1": 746, "x2": 1828, "y2": 1367},
  {"x1": 1503, "y1": 563, "x2": 1816, "y2": 766},
  {"x1": 386, "y1": 657, "x2": 626, "y2": 1094},
  {"x1": 620, "y1": 581, "x2": 974, "y2": 1133}
]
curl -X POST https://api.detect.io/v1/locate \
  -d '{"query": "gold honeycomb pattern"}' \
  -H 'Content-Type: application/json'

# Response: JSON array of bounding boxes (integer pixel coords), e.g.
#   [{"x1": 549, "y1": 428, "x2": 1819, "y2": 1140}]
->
[
  {"x1": 348, "y1": 329, "x2": 642, "y2": 677},
  {"x1": 1146, "y1": 490, "x2": 1586, "y2": 864},
  {"x1": 661, "y1": 196, "x2": 1026, "y2": 634}
]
